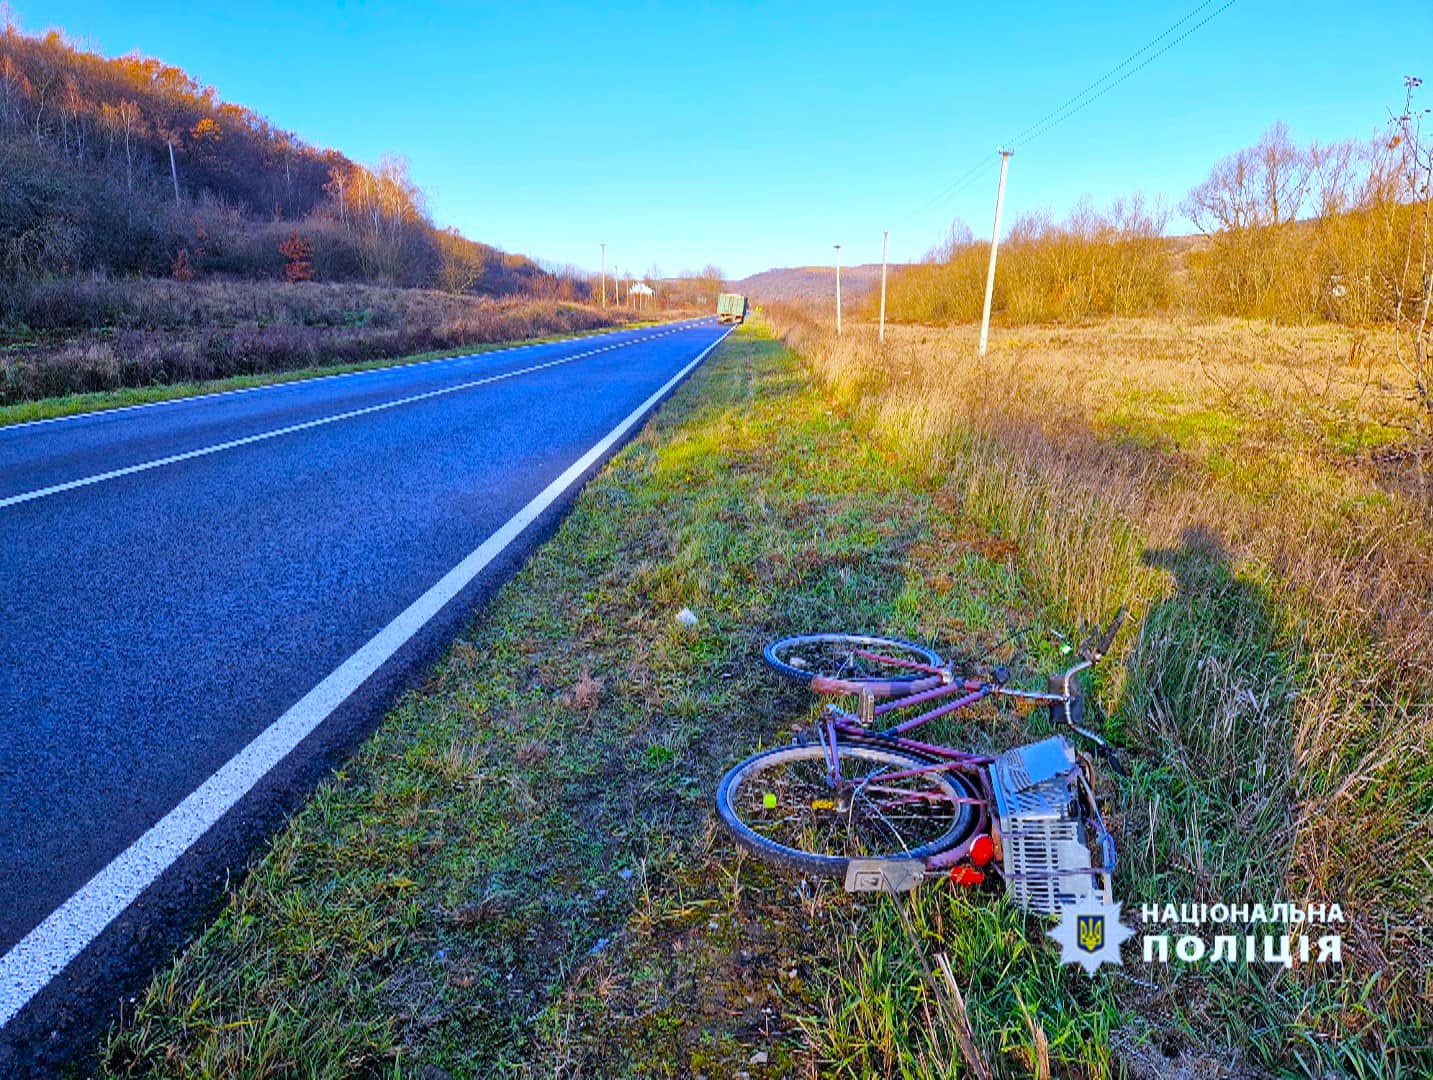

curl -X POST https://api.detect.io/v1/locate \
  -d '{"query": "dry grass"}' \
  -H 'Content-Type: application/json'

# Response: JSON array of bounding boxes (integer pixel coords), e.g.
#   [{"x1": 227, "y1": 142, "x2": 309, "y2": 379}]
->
[
  {"x1": 767, "y1": 302, "x2": 1433, "y2": 1057},
  {"x1": 0, "y1": 279, "x2": 665, "y2": 403}
]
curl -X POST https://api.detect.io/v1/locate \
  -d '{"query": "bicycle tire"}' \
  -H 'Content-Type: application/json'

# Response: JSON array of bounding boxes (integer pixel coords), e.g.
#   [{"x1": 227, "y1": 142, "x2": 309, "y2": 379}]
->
[
  {"x1": 763, "y1": 633, "x2": 946, "y2": 696},
  {"x1": 715, "y1": 743, "x2": 978, "y2": 878}
]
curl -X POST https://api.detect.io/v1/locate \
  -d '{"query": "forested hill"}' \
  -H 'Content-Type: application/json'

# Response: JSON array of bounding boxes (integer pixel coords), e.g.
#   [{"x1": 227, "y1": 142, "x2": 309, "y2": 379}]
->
[
  {"x1": 734, "y1": 264, "x2": 892, "y2": 305},
  {"x1": 0, "y1": 24, "x2": 566, "y2": 295}
]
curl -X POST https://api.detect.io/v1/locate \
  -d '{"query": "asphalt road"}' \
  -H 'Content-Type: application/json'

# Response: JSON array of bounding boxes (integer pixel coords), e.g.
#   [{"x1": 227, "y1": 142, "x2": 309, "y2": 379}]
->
[{"x1": 0, "y1": 317, "x2": 729, "y2": 1068}]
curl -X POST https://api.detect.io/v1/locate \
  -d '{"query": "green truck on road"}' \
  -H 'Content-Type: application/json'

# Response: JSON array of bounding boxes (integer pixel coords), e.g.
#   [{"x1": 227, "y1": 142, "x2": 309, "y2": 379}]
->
[{"x1": 717, "y1": 293, "x2": 749, "y2": 324}]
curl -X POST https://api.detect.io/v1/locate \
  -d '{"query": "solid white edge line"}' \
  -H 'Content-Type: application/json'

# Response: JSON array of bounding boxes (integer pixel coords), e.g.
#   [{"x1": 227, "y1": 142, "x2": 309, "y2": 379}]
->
[
  {"x1": 1, "y1": 317, "x2": 709, "y2": 434},
  {"x1": 0, "y1": 322, "x2": 734, "y2": 1028},
  {"x1": 0, "y1": 321, "x2": 705, "y2": 510}
]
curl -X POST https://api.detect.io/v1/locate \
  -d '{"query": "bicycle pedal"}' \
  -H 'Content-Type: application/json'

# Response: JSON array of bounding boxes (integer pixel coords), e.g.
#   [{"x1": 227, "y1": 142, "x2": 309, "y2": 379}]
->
[{"x1": 844, "y1": 859, "x2": 926, "y2": 893}]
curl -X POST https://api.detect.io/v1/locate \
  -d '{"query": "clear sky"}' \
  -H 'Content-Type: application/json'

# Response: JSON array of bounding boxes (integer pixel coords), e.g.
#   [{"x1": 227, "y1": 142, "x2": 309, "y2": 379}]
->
[{"x1": 16, "y1": 1, "x2": 1433, "y2": 279}]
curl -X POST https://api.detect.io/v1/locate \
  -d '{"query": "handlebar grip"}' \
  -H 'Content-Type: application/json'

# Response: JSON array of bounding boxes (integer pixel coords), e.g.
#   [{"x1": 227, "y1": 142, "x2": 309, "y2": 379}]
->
[
  {"x1": 1102, "y1": 745, "x2": 1128, "y2": 779},
  {"x1": 1087, "y1": 608, "x2": 1127, "y2": 660}
]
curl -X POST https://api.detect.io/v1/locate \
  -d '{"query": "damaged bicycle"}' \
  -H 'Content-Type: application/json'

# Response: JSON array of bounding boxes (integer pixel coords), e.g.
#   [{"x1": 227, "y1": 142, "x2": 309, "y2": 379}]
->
[{"x1": 716, "y1": 613, "x2": 1126, "y2": 914}]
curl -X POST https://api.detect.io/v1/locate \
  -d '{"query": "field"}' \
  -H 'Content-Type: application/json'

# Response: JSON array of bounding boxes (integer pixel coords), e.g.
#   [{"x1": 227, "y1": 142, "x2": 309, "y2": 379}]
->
[
  {"x1": 0, "y1": 278, "x2": 663, "y2": 416},
  {"x1": 94, "y1": 313, "x2": 1430, "y2": 1077}
]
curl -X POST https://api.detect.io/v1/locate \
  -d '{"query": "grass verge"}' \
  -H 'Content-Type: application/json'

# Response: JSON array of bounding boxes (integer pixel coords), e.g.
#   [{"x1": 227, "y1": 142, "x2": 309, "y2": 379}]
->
[
  {"x1": 99, "y1": 323, "x2": 1428, "y2": 1077},
  {"x1": 0, "y1": 321, "x2": 667, "y2": 429}
]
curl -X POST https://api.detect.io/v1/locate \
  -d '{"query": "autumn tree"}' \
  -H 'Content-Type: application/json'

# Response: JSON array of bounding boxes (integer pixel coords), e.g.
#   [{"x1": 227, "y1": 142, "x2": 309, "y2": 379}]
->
[
  {"x1": 0, "y1": 21, "x2": 561, "y2": 291},
  {"x1": 101, "y1": 98, "x2": 141, "y2": 192},
  {"x1": 278, "y1": 230, "x2": 313, "y2": 282},
  {"x1": 0, "y1": 52, "x2": 31, "y2": 136},
  {"x1": 1387, "y1": 77, "x2": 1433, "y2": 436},
  {"x1": 171, "y1": 247, "x2": 193, "y2": 281},
  {"x1": 435, "y1": 226, "x2": 487, "y2": 293},
  {"x1": 1183, "y1": 123, "x2": 1318, "y2": 317},
  {"x1": 695, "y1": 263, "x2": 726, "y2": 305}
]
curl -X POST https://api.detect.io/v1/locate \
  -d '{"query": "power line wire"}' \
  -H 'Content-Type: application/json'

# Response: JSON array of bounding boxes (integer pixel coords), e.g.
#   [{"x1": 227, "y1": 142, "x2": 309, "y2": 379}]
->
[
  {"x1": 1004, "y1": 0, "x2": 1227, "y2": 150},
  {"x1": 1012, "y1": 0, "x2": 1239, "y2": 152},
  {"x1": 912, "y1": 0, "x2": 1239, "y2": 227},
  {"x1": 914, "y1": 156, "x2": 997, "y2": 215}
]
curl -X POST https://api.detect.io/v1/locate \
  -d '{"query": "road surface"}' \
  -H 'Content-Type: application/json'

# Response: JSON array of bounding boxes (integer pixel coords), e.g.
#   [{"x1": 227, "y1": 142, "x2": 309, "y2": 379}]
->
[{"x1": 0, "y1": 317, "x2": 730, "y2": 1069}]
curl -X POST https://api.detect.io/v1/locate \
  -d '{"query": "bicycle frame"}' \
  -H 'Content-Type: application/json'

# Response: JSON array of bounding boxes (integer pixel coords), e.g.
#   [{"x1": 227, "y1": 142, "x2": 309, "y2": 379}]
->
[
  {"x1": 813, "y1": 649, "x2": 1116, "y2": 875},
  {"x1": 844, "y1": 645, "x2": 1117, "y2": 754},
  {"x1": 812, "y1": 700, "x2": 993, "y2": 871}
]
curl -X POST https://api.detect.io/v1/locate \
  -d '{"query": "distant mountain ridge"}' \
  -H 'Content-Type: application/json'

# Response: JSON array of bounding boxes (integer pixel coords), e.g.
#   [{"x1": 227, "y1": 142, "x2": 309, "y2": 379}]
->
[{"x1": 733, "y1": 264, "x2": 902, "y2": 306}]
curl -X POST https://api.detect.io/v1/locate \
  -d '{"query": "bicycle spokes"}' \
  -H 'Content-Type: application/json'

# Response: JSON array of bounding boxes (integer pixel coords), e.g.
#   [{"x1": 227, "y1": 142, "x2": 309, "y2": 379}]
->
[{"x1": 738, "y1": 752, "x2": 963, "y2": 861}]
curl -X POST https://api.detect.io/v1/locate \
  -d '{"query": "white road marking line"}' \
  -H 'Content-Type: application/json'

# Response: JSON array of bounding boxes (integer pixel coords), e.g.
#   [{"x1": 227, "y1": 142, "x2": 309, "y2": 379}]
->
[
  {"x1": 0, "y1": 322, "x2": 700, "y2": 510},
  {"x1": 0, "y1": 317, "x2": 710, "y2": 434},
  {"x1": 0, "y1": 324, "x2": 734, "y2": 1028}
]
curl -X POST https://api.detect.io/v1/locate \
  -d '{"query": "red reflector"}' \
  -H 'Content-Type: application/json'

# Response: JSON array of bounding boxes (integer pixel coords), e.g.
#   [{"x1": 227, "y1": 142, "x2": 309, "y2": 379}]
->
[
  {"x1": 948, "y1": 866, "x2": 985, "y2": 886},
  {"x1": 969, "y1": 834, "x2": 995, "y2": 867}
]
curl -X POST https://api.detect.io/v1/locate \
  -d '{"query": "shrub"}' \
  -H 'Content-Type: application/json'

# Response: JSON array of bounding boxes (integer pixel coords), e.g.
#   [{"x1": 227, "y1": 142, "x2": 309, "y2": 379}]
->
[
  {"x1": 883, "y1": 197, "x2": 1172, "y2": 324},
  {"x1": 278, "y1": 232, "x2": 314, "y2": 283}
]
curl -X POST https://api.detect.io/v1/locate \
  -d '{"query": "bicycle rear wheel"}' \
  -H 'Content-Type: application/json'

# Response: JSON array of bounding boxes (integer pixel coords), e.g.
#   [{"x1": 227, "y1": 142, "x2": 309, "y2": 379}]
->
[
  {"x1": 716, "y1": 743, "x2": 977, "y2": 878},
  {"x1": 763, "y1": 633, "x2": 945, "y2": 696}
]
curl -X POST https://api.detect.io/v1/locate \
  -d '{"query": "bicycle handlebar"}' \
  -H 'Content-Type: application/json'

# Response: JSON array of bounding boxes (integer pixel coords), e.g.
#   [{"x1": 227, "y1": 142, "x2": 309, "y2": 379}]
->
[{"x1": 1045, "y1": 610, "x2": 1128, "y2": 771}]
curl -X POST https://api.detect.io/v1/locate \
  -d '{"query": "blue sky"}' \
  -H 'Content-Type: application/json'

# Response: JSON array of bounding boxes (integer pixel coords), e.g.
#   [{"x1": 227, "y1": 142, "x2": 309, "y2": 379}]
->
[{"x1": 19, "y1": 1, "x2": 1433, "y2": 278}]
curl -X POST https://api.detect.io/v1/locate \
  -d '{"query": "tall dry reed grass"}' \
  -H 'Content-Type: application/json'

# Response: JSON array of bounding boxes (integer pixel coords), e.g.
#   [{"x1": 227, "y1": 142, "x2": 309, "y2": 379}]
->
[{"x1": 0, "y1": 279, "x2": 647, "y2": 403}]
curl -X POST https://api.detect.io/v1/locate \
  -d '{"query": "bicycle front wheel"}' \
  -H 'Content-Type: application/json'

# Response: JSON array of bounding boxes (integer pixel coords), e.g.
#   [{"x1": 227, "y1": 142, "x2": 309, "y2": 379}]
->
[
  {"x1": 763, "y1": 633, "x2": 945, "y2": 696},
  {"x1": 716, "y1": 743, "x2": 978, "y2": 878}
]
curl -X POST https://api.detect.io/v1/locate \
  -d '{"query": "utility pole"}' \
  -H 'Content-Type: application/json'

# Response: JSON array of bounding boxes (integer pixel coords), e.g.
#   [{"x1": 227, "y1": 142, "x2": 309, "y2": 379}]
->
[
  {"x1": 600, "y1": 243, "x2": 607, "y2": 307},
  {"x1": 978, "y1": 149, "x2": 1013, "y2": 358},
  {"x1": 879, "y1": 229, "x2": 889, "y2": 344},
  {"x1": 834, "y1": 243, "x2": 842, "y2": 335}
]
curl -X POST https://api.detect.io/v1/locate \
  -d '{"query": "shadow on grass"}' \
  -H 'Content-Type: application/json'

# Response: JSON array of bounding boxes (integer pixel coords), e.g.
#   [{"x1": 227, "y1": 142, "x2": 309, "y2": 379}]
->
[{"x1": 1124, "y1": 524, "x2": 1295, "y2": 902}]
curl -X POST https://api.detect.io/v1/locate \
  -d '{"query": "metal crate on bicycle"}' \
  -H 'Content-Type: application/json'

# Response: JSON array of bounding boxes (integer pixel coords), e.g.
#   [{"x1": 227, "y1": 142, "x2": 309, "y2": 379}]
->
[{"x1": 715, "y1": 613, "x2": 1126, "y2": 916}]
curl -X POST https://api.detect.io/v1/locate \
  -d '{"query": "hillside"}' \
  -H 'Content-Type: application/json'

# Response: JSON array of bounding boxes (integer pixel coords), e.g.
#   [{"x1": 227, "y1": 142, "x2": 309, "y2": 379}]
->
[
  {"x1": 0, "y1": 24, "x2": 569, "y2": 298},
  {"x1": 735, "y1": 263, "x2": 895, "y2": 306}
]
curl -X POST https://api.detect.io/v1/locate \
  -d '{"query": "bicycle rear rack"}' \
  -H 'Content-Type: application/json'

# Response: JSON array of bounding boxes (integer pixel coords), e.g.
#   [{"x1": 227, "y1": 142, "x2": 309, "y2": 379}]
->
[{"x1": 989, "y1": 737, "x2": 1113, "y2": 915}]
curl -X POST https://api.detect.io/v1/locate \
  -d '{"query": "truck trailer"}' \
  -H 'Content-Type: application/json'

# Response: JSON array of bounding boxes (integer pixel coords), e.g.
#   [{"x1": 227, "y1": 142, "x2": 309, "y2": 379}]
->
[{"x1": 716, "y1": 293, "x2": 749, "y2": 324}]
